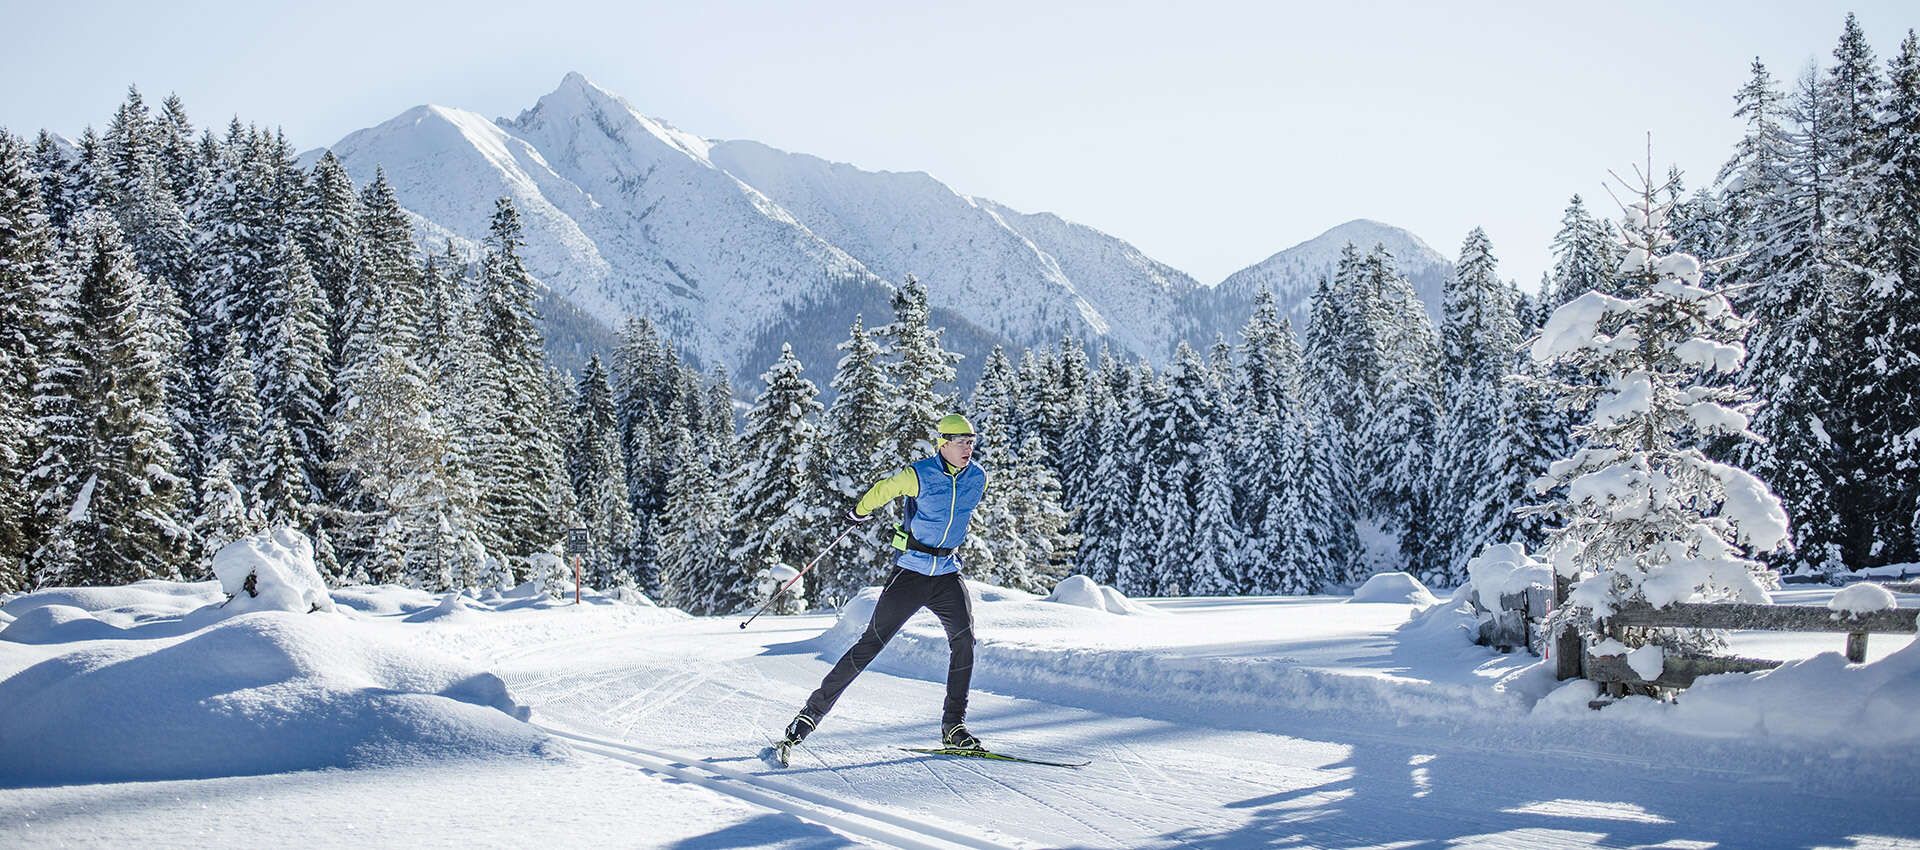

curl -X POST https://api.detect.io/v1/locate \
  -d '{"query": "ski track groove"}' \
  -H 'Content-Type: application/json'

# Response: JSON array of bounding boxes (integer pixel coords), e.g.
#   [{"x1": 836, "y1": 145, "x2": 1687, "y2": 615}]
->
[
  {"x1": 544, "y1": 724, "x2": 1022, "y2": 850},
  {"x1": 937, "y1": 753, "x2": 1125, "y2": 847},
  {"x1": 611, "y1": 668, "x2": 709, "y2": 736}
]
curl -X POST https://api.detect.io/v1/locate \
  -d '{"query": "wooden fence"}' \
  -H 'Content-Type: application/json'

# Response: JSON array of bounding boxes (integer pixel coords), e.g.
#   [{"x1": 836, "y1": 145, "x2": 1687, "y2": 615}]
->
[{"x1": 1474, "y1": 574, "x2": 1919, "y2": 694}]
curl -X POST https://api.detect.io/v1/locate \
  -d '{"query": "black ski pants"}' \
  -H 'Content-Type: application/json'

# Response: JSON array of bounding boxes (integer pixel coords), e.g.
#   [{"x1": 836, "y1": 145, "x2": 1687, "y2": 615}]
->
[{"x1": 802, "y1": 567, "x2": 975, "y2": 728}]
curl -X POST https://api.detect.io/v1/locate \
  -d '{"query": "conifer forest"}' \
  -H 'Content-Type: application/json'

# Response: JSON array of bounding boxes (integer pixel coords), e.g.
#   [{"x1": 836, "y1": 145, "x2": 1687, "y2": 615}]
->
[{"x1": 2, "y1": 15, "x2": 1917, "y2": 617}]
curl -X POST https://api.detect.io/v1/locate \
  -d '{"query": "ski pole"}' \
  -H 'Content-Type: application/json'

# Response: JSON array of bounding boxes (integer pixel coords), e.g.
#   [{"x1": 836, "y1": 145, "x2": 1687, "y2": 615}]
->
[{"x1": 739, "y1": 523, "x2": 860, "y2": 629}]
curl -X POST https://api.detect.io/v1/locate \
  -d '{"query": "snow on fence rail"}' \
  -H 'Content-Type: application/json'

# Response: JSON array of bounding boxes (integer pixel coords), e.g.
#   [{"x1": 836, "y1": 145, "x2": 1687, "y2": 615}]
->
[{"x1": 1476, "y1": 575, "x2": 1920, "y2": 694}]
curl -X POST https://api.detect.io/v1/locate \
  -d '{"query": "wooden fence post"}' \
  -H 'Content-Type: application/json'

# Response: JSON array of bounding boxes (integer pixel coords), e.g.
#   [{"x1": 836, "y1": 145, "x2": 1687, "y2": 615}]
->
[
  {"x1": 1553, "y1": 572, "x2": 1582, "y2": 680},
  {"x1": 1847, "y1": 632, "x2": 1868, "y2": 663}
]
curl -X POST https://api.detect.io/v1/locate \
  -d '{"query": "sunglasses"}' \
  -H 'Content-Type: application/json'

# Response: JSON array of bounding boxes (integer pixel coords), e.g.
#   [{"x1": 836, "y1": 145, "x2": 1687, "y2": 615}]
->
[{"x1": 942, "y1": 435, "x2": 978, "y2": 447}]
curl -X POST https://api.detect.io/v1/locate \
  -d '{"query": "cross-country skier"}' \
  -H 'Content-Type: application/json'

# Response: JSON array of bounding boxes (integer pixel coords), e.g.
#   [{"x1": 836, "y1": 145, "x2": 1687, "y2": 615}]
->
[{"x1": 780, "y1": 413, "x2": 988, "y2": 754}]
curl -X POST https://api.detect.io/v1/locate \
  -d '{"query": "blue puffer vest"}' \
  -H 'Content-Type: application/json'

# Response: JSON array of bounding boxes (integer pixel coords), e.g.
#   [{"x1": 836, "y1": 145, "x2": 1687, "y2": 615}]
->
[{"x1": 894, "y1": 454, "x2": 988, "y2": 576}]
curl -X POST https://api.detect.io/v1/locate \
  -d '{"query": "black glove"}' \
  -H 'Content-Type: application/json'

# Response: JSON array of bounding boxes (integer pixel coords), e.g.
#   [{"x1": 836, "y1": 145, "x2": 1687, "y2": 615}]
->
[{"x1": 846, "y1": 508, "x2": 874, "y2": 525}]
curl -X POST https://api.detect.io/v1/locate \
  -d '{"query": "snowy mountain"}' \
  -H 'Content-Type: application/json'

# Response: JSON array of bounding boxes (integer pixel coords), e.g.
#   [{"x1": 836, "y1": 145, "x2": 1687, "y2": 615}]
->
[
  {"x1": 313, "y1": 75, "x2": 887, "y2": 377},
  {"x1": 708, "y1": 141, "x2": 1202, "y2": 360},
  {"x1": 1208, "y1": 218, "x2": 1454, "y2": 331},
  {"x1": 310, "y1": 73, "x2": 1447, "y2": 382}
]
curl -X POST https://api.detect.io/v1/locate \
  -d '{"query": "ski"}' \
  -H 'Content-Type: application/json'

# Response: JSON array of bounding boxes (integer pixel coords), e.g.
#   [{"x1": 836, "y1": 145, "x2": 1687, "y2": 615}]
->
[{"x1": 899, "y1": 746, "x2": 1090, "y2": 768}]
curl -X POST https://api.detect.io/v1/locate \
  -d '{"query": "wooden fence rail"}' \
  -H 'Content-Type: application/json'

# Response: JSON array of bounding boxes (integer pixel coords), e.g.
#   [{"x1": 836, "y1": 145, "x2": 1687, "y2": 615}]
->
[{"x1": 1473, "y1": 576, "x2": 1920, "y2": 690}]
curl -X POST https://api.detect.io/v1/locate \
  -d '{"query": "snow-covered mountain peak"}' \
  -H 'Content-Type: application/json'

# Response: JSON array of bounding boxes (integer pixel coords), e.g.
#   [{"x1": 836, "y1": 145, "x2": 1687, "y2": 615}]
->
[
  {"x1": 510, "y1": 72, "x2": 715, "y2": 166},
  {"x1": 1238, "y1": 219, "x2": 1450, "y2": 287},
  {"x1": 1214, "y1": 218, "x2": 1455, "y2": 327}
]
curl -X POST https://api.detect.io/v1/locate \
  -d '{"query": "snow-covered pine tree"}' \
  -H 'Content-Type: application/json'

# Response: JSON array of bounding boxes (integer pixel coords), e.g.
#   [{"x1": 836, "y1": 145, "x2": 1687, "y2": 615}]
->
[
  {"x1": 1852, "y1": 29, "x2": 1920, "y2": 567},
  {"x1": 875, "y1": 274, "x2": 961, "y2": 465},
  {"x1": 1357, "y1": 246, "x2": 1441, "y2": 582},
  {"x1": 815, "y1": 317, "x2": 897, "y2": 605},
  {"x1": 1297, "y1": 278, "x2": 1364, "y2": 580},
  {"x1": 329, "y1": 337, "x2": 448, "y2": 586},
  {"x1": 1715, "y1": 64, "x2": 1854, "y2": 574},
  {"x1": 1062, "y1": 351, "x2": 1124, "y2": 585},
  {"x1": 1021, "y1": 345, "x2": 1069, "y2": 466},
  {"x1": 0, "y1": 131, "x2": 60, "y2": 588},
  {"x1": 968, "y1": 345, "x2": 1021, "y2": 462},
  {"x1": 1184, "y1": 436, "x2": 1239, "y2": 596},
  {"x1": 1115, "y1": 363, "x2": 1169, "y2": 596},
  {"x1": 1050, "y1": 335, "x2": 1093, "y2": 472},
  {"x1": 1145, "y1": 343, "x2": 1216, "y2": 595},
  {"x1": 612, "y1": 317, "x2": 668, "y2": 584},
  {"x1": 654, "y1": 416, "x2": 737, "y2": 613},
  {"x1": 1821, "y1": 13, "x2": 1884, "y2": 269},
  {"x1": 728, "y1": 344, "x2": 824, "y2": 614},
  {"x1": 1530, "y1": 161, "x2": 1789, "y2": 656},
  {"x1": 255, "y1": 234, "x2": 331, "y2": 527},
  {"x1": 567, "y1": 356, "x2": 634, "y2": 590},
  {"x1": 473, "y1": 197, "x2": 567, "y2": 575},
  {"x1": 196, "y1": 329, "x2": 265, "y2": 562},
  {"x1": 298, "y1": 152, "x2": 361, "y2": 512},
  {"x1": 1432, "y1": 228, "x2": 1522, "y2": 584},
  {"x1": 961, "y1": 434, "x2": 1074, "y2": 594},
  {"x1": 1548, "y1": 196, "x2": 1623, "y2": 305},
  {"x1": 153, "y1": 94, "x2": 203, "y2": 212},
  {"x1": 32, "y1": 213, "x2": 190, "y2": 586},
  {"x1": 1231, "y1": 288, "x2": 1294, "y2": 539}
]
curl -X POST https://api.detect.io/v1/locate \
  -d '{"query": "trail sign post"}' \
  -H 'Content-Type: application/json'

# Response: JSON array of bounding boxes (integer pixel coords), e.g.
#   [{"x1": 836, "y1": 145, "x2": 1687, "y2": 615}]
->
[{"x1": 567, "y1": 528, "x2": 589, "y2": 605}]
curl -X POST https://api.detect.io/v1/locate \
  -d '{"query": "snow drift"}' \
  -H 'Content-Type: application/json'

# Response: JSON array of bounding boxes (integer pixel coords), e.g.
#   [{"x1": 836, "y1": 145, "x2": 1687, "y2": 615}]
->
[
  {"x1": 0, "y1": 612, "x2": 543, "y2": 787},
  {"x1": 1044, "y1": 575, "x2": 1151, "y2": 614},
  {"x1": 1348, "y1": 571, "x2": 1439, "y2": 605}
]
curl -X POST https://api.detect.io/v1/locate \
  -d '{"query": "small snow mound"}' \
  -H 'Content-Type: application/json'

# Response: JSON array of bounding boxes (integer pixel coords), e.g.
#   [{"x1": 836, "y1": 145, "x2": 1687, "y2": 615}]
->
[
  {"x1": 1829, "y1": 583, "x2": 1897, "y2": 616},
  {"x1": 605, "y1": 585, "x2": 658, "y2": 607},
  {"x1": 405, "y1": 592, "x2": 485, "y2": 623},
  {"x1": 1348, "y1": 572, "x2": 1438, "y2": 605},
  {"x1": 0, "y1": 604, "x2": 128, "y2": 644},
  {"x1": 1045, "y1": 575, "x2": 1146, "y2": 614},
  {"x1": 211, "y1": 528, "x2": 335, "y2": 616}
]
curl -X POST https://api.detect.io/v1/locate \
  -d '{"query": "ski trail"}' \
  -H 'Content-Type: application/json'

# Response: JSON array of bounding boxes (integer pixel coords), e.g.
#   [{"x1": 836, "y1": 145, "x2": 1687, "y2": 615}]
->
[
  {"x1": 542, "y1": 723, "x2": 1028, "y2": 850},
  {"x1": 930, "y1": 754, "x2": 1124, "y2": 847}
]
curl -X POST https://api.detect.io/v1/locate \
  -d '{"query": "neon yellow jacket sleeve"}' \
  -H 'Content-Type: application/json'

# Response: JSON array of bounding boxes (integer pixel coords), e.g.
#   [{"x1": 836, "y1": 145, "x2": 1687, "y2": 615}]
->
[{"x1": 854, "y1": 467, "x2": 919, "y2": 516}]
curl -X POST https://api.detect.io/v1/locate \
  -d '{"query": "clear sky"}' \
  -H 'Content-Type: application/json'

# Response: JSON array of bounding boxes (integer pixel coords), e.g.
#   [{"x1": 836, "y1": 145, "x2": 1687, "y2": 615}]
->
[{"x1": 2, "y1": 1, "x2": 1912, "y2": 287}]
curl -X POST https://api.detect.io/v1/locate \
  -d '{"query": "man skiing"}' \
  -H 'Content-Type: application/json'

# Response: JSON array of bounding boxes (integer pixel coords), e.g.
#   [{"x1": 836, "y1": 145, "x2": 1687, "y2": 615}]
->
[{"x1": 780, "y1": 413, "x2": 988, "y2": 756}]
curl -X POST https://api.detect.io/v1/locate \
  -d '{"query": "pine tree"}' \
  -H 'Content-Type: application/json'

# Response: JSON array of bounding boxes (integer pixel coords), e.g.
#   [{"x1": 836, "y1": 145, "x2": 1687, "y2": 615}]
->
[
  {"x1": 728, "y1": 345, "x2": 824, "y2": 614},
  {"x1": 1713, "y1": 57, "x2": 1854, "y2": 573},
  {"x1": 255, "y1": 234, "x2": 331, "y2": 526},
  {"x1": 30, "y1": 213, "x2": 190, "y2": 586},
  {"x1": 0, "y1": 131, "x2": 60, "y2": 589},
  {"x1": 154, "y1": 94, "x2": 202, "y2": 211},
  {"x1": 1432, "y1": 228, "x2": 1522, "y2": 584},
  {"x1": 1822, "y1": 12, "x2": 1885, "y2": 266},
  {"x1": 197, "y1": 329, "x2": 265, "y2": 562},
  {"x1": 1184, "y1": 439, "x2": 1239, "y2": 596},
  {"x1": 568, "y1": 356, "x2": 634, "y2": 589},
  {"x1": 968, "y1": 346, "x2": 1021, "y2": 461},
  {"x1": 1548, "y1": 196, "x2": 1622, "y2": 305},
  {"x1": 875, "y1": 274, "x2": 961, "y2": 464},
  {"x1": 1852, "y1": 29, "x2": 1920, "y2": 567},
  {"x1": 473, "y1": 197, "x2": 567, "y2": 573},
  {"x1": 961, "y1": 435, "x2": 1073, "y2": 594},
  {"x1": 818, "y1": 317, "x2": 899, "y2": 605},
  {"x1": 1357, "y1": 247, "x2": 1441, "y2": 581},
  {"x1": 1531, "y1": 162, "x2": 1788, "y2": 654}
]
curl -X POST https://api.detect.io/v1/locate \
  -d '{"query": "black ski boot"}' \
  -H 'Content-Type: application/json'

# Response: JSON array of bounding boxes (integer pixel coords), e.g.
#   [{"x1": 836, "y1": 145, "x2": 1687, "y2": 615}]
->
[
  {"x1": 770, "y1": 712, "x2": 818, "y2": 768},
  {"x1": 941, "y1": 722, "x2": 983, "y2": 751},
  {"x1": 783, "y1": 712, "x2": 818, "y2": 745}
]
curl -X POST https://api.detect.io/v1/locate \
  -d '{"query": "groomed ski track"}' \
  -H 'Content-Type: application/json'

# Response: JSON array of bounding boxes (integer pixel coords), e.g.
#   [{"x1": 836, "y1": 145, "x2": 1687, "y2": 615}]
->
[{"x1": 496, "y1": 601, "x2": 1920, "y2": 849}]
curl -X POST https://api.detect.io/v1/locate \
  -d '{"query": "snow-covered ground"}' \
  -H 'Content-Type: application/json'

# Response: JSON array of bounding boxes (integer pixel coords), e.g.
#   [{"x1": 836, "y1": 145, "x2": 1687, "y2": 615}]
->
[{"x1": 3, "y1": 548, "x2": 1917, "y2": 848}]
